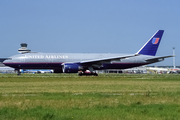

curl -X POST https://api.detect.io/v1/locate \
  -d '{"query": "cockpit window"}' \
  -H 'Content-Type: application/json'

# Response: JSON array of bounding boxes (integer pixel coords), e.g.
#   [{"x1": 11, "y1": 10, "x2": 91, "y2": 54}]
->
[{"x1": 7, "y1": 58, "x2": 12, "y2": 60}]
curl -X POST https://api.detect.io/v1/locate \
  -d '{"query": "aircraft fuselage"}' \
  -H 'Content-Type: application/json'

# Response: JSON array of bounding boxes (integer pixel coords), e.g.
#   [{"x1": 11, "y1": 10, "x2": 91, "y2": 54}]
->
[{"x1": 3, "y1": 53, "x2": 157, "y2": 70}]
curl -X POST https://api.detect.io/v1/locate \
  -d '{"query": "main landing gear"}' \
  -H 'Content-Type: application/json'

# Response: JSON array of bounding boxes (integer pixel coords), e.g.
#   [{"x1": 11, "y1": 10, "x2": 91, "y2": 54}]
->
[
  {"x1": 15, "y1": 69, "x2": 21, "y2": 75},
  {"x1": 78, "y1": 71, "x2": 98, "y2": 76}
]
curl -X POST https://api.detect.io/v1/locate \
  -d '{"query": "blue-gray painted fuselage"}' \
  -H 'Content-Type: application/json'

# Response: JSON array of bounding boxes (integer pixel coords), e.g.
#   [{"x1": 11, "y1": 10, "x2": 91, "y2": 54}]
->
[{"x1": 3, "y1": 53, "x2": 160, "y2": 70}]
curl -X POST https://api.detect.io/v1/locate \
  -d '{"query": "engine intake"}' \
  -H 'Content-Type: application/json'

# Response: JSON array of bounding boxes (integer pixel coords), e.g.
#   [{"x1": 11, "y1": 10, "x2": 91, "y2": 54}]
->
[{"x1": 62, "y1": 63, "x2": 80, "y2": 73}]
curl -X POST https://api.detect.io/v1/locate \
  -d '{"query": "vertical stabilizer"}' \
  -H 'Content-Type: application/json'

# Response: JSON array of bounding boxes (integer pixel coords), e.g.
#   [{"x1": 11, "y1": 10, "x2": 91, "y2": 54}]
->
[{"x1": 136, "y1": 30, "x2": 164, "y2": 56}]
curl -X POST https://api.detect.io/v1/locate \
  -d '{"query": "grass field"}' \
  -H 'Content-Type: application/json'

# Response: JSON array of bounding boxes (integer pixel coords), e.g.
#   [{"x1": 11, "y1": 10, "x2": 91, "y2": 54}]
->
[{"x1": 0, "y1": 73, "x2": 180, "y2": 120}]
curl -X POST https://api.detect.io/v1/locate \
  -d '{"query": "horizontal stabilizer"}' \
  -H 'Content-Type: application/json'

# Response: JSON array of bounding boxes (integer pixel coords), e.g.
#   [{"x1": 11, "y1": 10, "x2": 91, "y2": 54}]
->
[{"x1": 145, "y1": 55, "x2": 174, "y2": 62}]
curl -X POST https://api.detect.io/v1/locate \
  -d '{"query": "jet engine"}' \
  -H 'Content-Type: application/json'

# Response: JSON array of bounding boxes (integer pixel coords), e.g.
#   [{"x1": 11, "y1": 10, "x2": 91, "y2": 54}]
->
[{"x1": 62, "y1": 63, "x2": 81, "y2": 73}]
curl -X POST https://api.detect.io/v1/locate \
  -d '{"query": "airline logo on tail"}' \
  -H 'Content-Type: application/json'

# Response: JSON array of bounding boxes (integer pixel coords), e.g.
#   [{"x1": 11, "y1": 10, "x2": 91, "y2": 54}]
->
[
  {"x1": 152, "y1": 38, "x2": 160, "y2": 44},
  {"x1": 136, "y1": 30, "x2": 164, "y2": 56}
]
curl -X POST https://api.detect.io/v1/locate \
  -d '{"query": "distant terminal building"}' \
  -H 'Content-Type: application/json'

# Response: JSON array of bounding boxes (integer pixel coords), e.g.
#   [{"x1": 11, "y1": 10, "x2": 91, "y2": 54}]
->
[
  {"x1": 0, "y1": 62, "x2": 14, "y2": 73},
  {"x1": 0, "y1": 58, "x2": 15, "y2": 73},
  {"x1": 98, "y1": 66, "x2": 180, "y2": 74},
  {"x1": 18, "y1": 43, "x2": 31, "y2": 54},
  {"x1": 0, "y1": 61, "x2": 6, "y2": 67},
  {"x1": 96, "y1": 66, "x2": 147, "y2": 74}
]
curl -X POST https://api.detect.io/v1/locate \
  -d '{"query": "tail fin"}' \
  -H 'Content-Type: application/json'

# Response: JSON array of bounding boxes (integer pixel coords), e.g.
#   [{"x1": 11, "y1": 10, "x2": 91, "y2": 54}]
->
[{"x1": 136, "y1": 30, "x2": 164, "y2": 56}]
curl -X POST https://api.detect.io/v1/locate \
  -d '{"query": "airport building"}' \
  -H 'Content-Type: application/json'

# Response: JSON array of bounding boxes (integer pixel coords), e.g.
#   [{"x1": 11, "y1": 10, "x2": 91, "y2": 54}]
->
[
  {"x1": 18, "y1": 43, "x2": 31, "y2": 53},
  {"x1": 0, "y1": 62, "x2": 14, "y2": 73}
]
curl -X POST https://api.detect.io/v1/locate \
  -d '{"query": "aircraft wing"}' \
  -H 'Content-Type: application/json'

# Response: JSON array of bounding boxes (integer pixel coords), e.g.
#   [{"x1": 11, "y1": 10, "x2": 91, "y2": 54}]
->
[
  {"x1": 145, "y1": 55, "x2": 174, "y2": 62},
  {"x1": 80, "y1": 54, "x2": 139, "y2": 65}
]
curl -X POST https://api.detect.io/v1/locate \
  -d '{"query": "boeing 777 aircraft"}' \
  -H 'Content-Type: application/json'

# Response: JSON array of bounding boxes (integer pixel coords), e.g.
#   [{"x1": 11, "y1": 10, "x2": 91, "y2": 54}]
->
[{"x1": 3, "y1": 30, "x2": 173, "y2": 76}]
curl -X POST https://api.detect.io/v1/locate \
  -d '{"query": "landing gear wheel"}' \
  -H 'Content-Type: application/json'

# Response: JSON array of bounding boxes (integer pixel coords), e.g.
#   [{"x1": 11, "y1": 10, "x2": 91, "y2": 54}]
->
[
  {"x1": 78, "y1": 72, "x2": 83, "y2": 76},
  {"x1": 94, "y1": 73, "x2": 98, "y2": 76},
  {"x1": 78, "y1": 71, "x2": 98, "y2": 76}
]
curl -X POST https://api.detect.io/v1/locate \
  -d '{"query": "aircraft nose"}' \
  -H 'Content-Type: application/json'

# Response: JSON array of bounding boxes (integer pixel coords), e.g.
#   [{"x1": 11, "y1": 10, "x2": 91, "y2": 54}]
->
[
  {"x1": 3, "y1": 60, "x2": 8, "y2": 64},
  {"x1": 3, "y1": 58, "x2": 12, "y2": 64}
]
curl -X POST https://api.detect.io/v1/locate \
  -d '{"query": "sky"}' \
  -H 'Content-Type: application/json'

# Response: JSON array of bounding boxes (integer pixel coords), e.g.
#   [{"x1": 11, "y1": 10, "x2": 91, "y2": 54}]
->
[{"x1": 0, "y1": 0, "x2": 180, "y2": 66}]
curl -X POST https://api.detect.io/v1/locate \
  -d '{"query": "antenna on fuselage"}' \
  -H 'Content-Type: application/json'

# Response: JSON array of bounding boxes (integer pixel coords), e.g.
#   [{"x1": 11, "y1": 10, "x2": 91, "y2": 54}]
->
[{"x1": 18, "y1": 43, "x2": 31, "y2": 54}]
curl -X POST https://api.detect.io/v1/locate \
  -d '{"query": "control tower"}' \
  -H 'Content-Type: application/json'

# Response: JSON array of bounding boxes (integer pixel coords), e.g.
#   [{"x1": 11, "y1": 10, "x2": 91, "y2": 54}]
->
[{"x1": 18, "y1": 43, "x2": 31, "y2": 54}]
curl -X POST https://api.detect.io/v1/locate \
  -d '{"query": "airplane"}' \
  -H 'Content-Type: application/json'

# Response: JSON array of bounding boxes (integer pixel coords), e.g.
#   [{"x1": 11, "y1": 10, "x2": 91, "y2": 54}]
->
[{"x1": 2, "y1": 30, "x2": 173, "y2": 76}]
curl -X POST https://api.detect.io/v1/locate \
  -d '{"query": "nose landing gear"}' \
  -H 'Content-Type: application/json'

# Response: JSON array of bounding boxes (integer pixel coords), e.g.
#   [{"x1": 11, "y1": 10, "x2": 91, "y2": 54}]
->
[{"x1": 15, "y1": 69, "x2": 21, "y2": 75}]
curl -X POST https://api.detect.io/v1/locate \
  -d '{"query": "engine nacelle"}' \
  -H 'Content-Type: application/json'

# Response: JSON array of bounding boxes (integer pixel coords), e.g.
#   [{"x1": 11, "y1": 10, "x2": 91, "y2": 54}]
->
[{"x1": 62, "y1": 63, "x2": 80, "y2": 73}]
